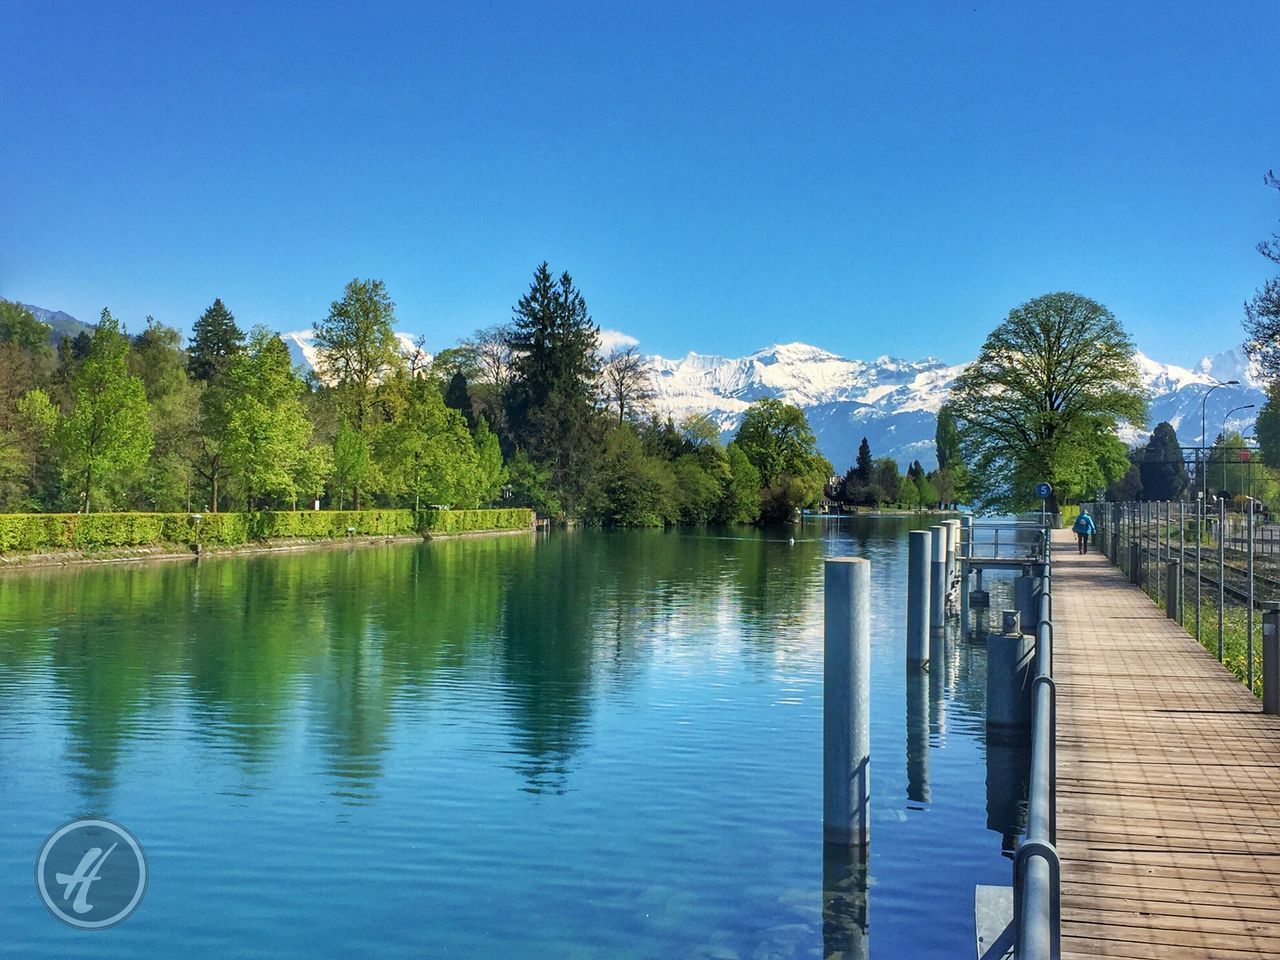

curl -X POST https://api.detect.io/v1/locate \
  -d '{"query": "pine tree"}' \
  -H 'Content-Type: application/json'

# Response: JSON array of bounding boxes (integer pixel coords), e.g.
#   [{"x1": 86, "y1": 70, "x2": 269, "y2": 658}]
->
[
  {"x1": 188, "y1": 298, "x2": 245, "y2": 382},
  {"x1": 504, "y1": 263, "x2": 601, "y2": 510},
  {"x1": 1138, "y1": 422, "x2": 1188, "y2": 501},
  {"x1": 444, "y1": 371, "x2": 474, "y2": 428},
  {"x1": 854, "y1": 437, "x2": 873, "y2": 485}
]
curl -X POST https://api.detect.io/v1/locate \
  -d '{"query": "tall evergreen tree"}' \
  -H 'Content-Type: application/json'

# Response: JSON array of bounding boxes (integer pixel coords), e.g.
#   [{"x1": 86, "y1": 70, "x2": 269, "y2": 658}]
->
[
  {"x1": 854, "y1": 437, "x2": 873, "y2": 484},
  {"x1": 444, "y1": 371, "x2": 474, "y2": 428},
  {"x1": 188, "y1": 298, "x2": 245, "y2": 382},
  {"x1": 1138, "y1": 422, "x2": 1188, "y2": 501},
  {"x1": 504, "y1": 263, "x2": 601, "y2": 509}
]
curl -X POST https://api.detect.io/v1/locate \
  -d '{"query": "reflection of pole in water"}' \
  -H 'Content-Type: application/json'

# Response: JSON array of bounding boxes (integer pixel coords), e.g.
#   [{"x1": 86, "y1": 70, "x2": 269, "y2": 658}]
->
[
  {"x1": 986, "y1": 727, "x2": 1030, "y2": 857},
  {"x1": 928, "y1": 630, "x2": 948, "y2": 737},
  {"x1": 822, "y1": 842, "x2": 869, "y2": 960},
  {"x1": 906, "y1": 667, "x2": 930, "y2": 803}
]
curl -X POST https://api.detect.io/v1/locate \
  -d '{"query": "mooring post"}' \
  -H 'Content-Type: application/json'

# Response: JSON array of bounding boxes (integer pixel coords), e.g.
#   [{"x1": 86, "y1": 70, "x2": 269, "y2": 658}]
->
[
  {"x1": 1013, "y1": 568, "x2": 1037, "y2": 637},
  {"x1": 825, "y1": 556, "x2": 871, "y2": 848},
  {"x1": 1165, "y1": 558, "x2": 1180, "y2": 621},
  {"x1": 907, "y1": 530, "x2": 931, "y2": 664},
  {"x1": 930, "y1": 526, "x2": 947, "y2": 633},
  {"x1": 944, "y1": 519, "x2": 961, "y2": 594},
  {"x1": 986, "y1": 610, "x2": 1034, "y2": 729},
  {"x1": 1263, "y1": 603, "x2": 1280, "y2": 716}
]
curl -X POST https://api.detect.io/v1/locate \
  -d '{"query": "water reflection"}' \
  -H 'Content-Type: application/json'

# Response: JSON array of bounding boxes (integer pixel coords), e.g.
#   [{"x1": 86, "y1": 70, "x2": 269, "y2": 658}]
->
[
  {"x1": 822, "y1": 843, "x2": 869, "y2": 960},
  {"x1": 905, "y1": 668, "x2": 930, "y2": 804}
]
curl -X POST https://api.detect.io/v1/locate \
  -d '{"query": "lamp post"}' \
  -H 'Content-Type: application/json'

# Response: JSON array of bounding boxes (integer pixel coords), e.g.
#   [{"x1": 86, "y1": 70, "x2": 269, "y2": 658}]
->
[
  {"x1": 1220, "y1": 404, "x2": 1256, "y2": 497},
  {"x1": 1200, "y1": 380, "x2": 1240, "y2": 495}
]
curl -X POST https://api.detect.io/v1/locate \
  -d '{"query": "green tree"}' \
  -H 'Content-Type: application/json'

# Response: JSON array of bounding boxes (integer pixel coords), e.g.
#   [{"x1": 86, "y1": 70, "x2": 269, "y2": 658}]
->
[
  {"x1": 188, "y1": 298, "x2": 245, "y2": 382},
  {"x1": 1242, "y1": 170, "x2": 1280, "y2": 378},
  {"x1": 871, "y1": 457, "x2": 901, "y2": 507},
  {"x1": 583, "y1": 425, "x2": 677, "y2": 527},
  {"x1": 718, "y1": 442, "x2": 761, "y2": 523},
  {"x1": 507, "y1": 450, "x2": 561, "y2": 516},
  {"x1": 332, "y1": 421, "x2": 372, "y2": 510},
  {"x1": 1139, "y1": 421, "x2": 1188, "y2": 501},
  {"x1": 0, "y1": 344, "x2": 48, "y2": 508},
  {"x1": 130, "y1": 317, "x2": 202, "y2": 510},
  {"x1": 854, "y1": 437, "x2": 873, "y2": 484},
  {"x1": 915, "y1": 472, "x2": 938, "y2": 509},
  {"x1": 935, "y1": 405, "x2": 962, "y2": 470},
  {"x1": 222, "y1": 327, "x2": 314, "y2": 509},
  {"x1": 504, "y1": 263, "x2": 601, "y2": 511},
  {"x1": 948, "y1": 292, "x2": 1146, "y2": 513},
  {"x1": 0, "y1": 300, "x2": 50, "y2": 354},
  {"x1": 735, "y1": 398, "x2": 830, "y2": 521},
  {"x1": 57, "y1": 309, "x2": 154, "y2": 511},
  {"x1": 443, "y1": 371, "x2": 474, "y2": 428},
  {"x1": 467, "y1": 417, "x2": 507, "y2": 506},
  {"x1": 1254, "y1": 379, "x2": 1280, "y2": 470},
  {"x1": 314, "y1": 278, "x2": 404, "y2": 432}
]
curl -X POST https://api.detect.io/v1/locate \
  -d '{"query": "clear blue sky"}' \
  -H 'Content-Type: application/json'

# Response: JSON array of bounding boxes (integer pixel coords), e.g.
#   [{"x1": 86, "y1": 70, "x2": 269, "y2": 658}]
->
[{"x1": 2, "y1": 1, "x2": 1276, "y2": 366}]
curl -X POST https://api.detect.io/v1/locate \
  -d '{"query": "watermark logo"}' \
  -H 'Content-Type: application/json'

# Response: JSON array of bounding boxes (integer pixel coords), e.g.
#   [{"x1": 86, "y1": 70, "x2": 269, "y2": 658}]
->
[{"x1": 36, "y1": 819, "x2": 148, "y2": 929}]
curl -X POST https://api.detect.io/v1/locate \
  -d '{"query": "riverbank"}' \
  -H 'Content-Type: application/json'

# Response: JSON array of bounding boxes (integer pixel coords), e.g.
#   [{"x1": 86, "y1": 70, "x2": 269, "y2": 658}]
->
[{"x1": 0, "y1": 507, "x2": 534, "y2": 570}]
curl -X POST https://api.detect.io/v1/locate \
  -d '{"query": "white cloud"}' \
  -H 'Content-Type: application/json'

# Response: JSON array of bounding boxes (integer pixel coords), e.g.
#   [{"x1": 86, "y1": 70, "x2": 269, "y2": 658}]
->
[{"x1": 598, "y1": 328, "x2": 639, "y2": 353}]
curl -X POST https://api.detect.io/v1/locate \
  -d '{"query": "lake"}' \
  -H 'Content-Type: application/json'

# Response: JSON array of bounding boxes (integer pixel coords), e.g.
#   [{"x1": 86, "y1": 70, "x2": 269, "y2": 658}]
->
[{"x1": 0, "y1": 521, "x2": 1022, "y2": 958}]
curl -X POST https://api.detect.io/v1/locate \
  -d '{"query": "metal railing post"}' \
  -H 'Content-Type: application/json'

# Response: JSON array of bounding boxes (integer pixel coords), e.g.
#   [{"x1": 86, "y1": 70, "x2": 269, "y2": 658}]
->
[{"x1": 1218, "y1": 497, "x2": 1226, "y2": 663}]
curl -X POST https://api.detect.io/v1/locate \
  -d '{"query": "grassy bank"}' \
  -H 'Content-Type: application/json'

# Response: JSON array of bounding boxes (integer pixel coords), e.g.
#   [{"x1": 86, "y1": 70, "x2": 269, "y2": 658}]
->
[
  {"x1": 1178, "y1": 598, "x2": 1263, "y2": 698},
  {"x1": 0, "y1": 508, "x2": 533, "y2": 554}
]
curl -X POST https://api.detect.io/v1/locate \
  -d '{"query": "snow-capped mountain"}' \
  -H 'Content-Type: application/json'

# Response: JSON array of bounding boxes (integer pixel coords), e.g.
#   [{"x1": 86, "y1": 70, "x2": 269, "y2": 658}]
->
[
  {"x1": 279, "y1": 329, "x2": 428, "y2": 378},
  {"x1": 645, "y1": 343, "x2": 1264, "y2": 470}
]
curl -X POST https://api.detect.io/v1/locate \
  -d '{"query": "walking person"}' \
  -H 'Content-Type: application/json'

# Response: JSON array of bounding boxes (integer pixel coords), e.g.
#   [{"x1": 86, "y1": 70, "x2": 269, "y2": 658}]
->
[{"x1": 1073, "y1": 508, "x2": 1096, "y2": 555}]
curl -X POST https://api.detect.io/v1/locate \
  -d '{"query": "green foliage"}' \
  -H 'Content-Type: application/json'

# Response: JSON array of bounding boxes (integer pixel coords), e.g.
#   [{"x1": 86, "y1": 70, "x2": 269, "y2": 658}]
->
[
  {"x1": 719, "y1": 443, "x2": 761, "y2": 523},
  {"x1": 57, "y1": 309, "x2": 154, "y2": 512},
  {"x1": 1138, "y1": 421, "x2": 1188, "y2": 501},
  {"x1": 332, "y1": 421, "x2": 372, "y2": 509},
  {"x1": 1242, "y1": 170, "x2": 1280, "y2": 380},
  {"x1": 314, "y1": 278, "x2": 404, "y2": 431},
  {"x1": 584, "y1": 425, "x2": 677, "y2": 527},
  {"x1": 504, "y1": 263, "x2": 601, "y2": 512},
  {"x1": 130, "y1": 317, "x2": 202, "y2": 510},
  {"x1": 935, "y1": 406, "x2": 962, "y2": 471},
  {"x1": 188, "y1": 298, "x2": 244, "y2": 382},
  {"x1": 0, "y1": 508, "x2": 532, "y2": 553},
  {"x1": 222, "y1": 327, "x2": 316, "y2": 508},
  {"x1": 735, "y1": 398, "x2": 829, "y2": 521},
  {"x1": 506, "y1": 450, "x2": 561, "y2": 516},
  {"x1": 948, "y1": 292, "x2": 1147, "y2": 512},
  {"x1": 1255, "y1": 379, "x2": 1280, "y2": 469},
  {"x1": 0, "y1": 300, "x2": 50, "y2": 353},
  {"x1": 871, "y1": 457, "x2": 901, "y2": 506}
]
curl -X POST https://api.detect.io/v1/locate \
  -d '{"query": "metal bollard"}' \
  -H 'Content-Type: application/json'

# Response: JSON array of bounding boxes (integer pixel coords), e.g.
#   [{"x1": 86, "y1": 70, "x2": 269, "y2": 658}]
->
[
  {"x1": 1129, "y1": 541, "x2": 1141, "y2": 586},
  {"x1": 906, "y1": 530, "x2": 930, "y2": 664},
  {"x1": 930, "y1": 526, "x2": 947, "y2": 632},
  {"x1": 1166, "y1": 558, "x2": 1180, "y2": 621},
  {"x1": 1264, "y1": 604, "x2": 1280, "y2": 716},
  {"x1": 825, "y1": 557, "x2": 871, "y2": 848},
  {"x1": 987, "y1": 610, "x2": 1033, "y2": 729}
]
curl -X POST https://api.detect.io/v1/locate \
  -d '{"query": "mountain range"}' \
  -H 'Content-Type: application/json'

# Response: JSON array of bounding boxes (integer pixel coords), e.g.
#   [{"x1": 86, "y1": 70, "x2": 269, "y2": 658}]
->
[{"x1": 13, "y1": 304, "x2": 1264, "y2": 472}]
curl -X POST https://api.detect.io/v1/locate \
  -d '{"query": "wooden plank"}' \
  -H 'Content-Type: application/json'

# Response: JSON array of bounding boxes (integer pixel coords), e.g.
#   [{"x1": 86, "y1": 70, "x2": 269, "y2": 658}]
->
[{"x1": 1052, "y1": 529, "x2": 1280, "y2": 956}]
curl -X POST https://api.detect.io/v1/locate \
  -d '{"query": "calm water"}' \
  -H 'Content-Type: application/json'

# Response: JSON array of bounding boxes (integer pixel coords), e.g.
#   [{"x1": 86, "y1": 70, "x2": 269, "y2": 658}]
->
[{"x1": 0, "y1": 522, "x2": 1023, "y2": 958}]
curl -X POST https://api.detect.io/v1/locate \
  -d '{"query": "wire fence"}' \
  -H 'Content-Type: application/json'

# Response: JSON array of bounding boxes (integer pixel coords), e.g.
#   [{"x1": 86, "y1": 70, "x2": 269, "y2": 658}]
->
[{"x1": 1083, "y1": 499, "x2": 1266, "y2": 697}]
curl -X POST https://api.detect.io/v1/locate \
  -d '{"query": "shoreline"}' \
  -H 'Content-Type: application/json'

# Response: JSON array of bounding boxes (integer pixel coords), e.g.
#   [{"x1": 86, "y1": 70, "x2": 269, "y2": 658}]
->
[{"x1": 0, "y1": 526, "x2": 534, "y2": 572}]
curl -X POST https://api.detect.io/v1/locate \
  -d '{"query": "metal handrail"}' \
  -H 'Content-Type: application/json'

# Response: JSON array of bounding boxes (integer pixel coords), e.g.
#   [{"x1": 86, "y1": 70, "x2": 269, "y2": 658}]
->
[{"x1": 1013, "y1": 540, "x2": 1060, "y2": 959}]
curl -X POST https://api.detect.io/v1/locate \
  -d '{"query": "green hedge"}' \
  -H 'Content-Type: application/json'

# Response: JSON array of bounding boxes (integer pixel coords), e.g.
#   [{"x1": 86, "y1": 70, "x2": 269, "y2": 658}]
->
[
  {"x1": 420, "y1": 508, "x2": 534, "y2": 534},
  {"x1": 0, "y1": 508, "x2": 533, "y2": 554}
]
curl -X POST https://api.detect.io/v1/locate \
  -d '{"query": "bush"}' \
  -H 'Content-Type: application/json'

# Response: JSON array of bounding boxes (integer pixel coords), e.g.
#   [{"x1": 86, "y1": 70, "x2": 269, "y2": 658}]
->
[
  {"x1": 1060, "y1": 504, "x2": 1081, "y2": 529},
  {"x1": 0, "y1": 508, "x2": 532, "y2": 554}
]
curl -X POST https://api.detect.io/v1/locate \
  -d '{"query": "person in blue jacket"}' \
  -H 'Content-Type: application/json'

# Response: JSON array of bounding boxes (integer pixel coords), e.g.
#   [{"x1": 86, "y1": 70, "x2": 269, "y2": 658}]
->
[{"x1": 1072, "y1": 509, "x2": 1096, "y2": 555}]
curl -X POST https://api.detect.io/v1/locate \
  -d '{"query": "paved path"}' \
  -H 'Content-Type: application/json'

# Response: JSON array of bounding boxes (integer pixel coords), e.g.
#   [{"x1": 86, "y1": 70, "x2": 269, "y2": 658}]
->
[{"x1": 1052, "y1": 529, "x2": 1280, "y2": 958}]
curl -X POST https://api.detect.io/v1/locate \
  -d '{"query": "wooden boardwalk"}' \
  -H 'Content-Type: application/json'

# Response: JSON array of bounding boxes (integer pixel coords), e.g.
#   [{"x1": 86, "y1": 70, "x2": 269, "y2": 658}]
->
[{"x1": 1053, "y1": 529, "x2": 1280, "y2": 958}]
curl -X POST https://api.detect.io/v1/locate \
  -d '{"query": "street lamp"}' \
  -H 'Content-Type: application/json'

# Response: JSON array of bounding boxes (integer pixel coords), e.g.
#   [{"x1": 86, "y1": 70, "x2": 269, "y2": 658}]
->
[
  {"x1": 1198, "y1": 380, "x2": 1239, "y2": 496},
  {"x1": 1219, "y1": 404, "x2": 1256, "y2": 497}
]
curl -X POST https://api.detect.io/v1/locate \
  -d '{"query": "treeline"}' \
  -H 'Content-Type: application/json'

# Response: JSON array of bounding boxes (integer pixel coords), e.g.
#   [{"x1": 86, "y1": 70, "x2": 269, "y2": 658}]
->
[
  {"x1": 1, "y1": 264, "x2": 967, "y2": 524},
  {"x1": 1106, "y1": 419, "x2": 1271, "y2": 507},
  {"x1": 827, "y1": 411, "x2": 968, "y2": 510}
]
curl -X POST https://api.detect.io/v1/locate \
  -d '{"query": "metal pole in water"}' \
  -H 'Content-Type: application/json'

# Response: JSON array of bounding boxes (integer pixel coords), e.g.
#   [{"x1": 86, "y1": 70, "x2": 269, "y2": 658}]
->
[
  {"x1": 929, "y1": 526, "x2": 947, "y2": 633},
  {"x1": 825, "y1": 556, "x2": 870, "y2": 848},
  {"x1": 906, "y1": 530, "x2": 931, "y2": 665}
]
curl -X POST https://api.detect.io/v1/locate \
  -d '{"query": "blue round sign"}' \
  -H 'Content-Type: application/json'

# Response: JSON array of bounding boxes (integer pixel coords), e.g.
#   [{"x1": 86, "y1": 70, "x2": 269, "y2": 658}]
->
[{"x1": 1035, "y1": 482, "x2": 1052, "y2": 499}]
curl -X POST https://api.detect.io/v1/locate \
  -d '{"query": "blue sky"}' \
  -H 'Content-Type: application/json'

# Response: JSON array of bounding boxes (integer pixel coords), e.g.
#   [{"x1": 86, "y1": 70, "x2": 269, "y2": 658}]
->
[{"x1": 2, "y1": 1, "x2": 1276, "y2": 366}]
